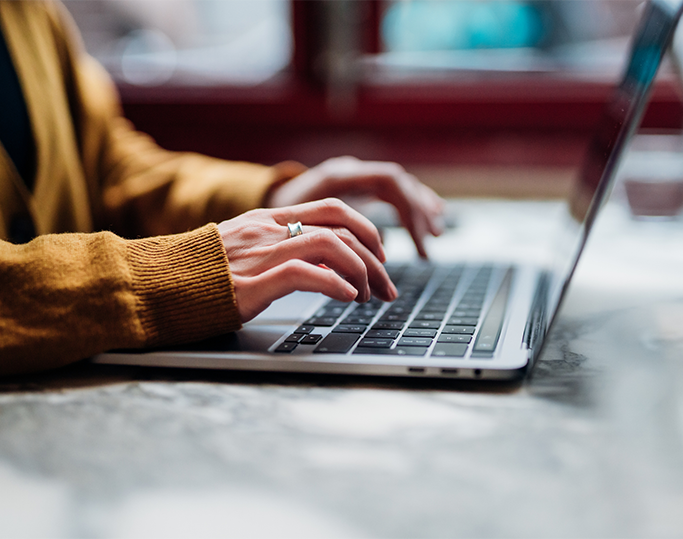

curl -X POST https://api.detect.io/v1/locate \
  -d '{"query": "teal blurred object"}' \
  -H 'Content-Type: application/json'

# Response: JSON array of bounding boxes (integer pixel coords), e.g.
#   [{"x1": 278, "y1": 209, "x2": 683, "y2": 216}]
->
[{"x1": 382, "y1": 0, "x2": 545, "y2": 52}]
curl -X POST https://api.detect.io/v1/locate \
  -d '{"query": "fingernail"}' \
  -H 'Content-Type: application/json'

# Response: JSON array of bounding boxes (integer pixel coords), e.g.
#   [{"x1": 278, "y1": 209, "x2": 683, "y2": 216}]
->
[
  {"x1": 345, "y1": 283, "x2": 358, "y2": 301},
  {"x1": 416, "y1": 240, "x2": 426, "y2": 259},
  {"x1": 378, "y1": 243, "x2": 387, "y2": 264},
  {"x1": 387, "y1": 281, "x2": 398, "y2": 301}
]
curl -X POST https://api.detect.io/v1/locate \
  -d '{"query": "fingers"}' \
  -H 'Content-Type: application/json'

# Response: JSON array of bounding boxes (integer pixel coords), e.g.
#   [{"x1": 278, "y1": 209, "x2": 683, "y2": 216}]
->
[
  {"x1": 416, "y1": 181, "x2": 447, "y2": 237},
  {"x1": 397, "y1": 180, "x2": 446, "y2": 258},
  {"x1": 361, "y1": 166, "x2": 445, "y2": 259},
  {"x1": 234, "y1": 261, "x2": 358, "y2": 323},
  {"x1": 220, "y1": 198, "x2": 400, "y2": 324},
  {"x1": 406, "y1": 208, "x2": 430, "y2": 260},
  {"x1": 270, "y1": 198, "x2": 386, "y2": 264},
  {"x1": 275, "y1": 157, "x2": 446, "y2": 258},
  {"x1": 354, "y1": 167, "x2": 445, "y2": 259},
  {"x1": 243, "y1": 228, "x2": 372, "y2": 303},
  {"x1": 315, "y1": 226, "x2": 397, "y2": 301},
  {"x1": 320, "y1": 157, "x2": 446, "y2": 232},
  {"x1": 232, "y1": 227, "x2": 397, "y2": 303}
]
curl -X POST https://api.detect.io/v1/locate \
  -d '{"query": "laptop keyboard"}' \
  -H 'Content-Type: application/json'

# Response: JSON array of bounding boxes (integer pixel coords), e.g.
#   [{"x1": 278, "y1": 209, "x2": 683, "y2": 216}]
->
[{"x1": 274, "y1": 264, "x2": 513, "y2": 359}]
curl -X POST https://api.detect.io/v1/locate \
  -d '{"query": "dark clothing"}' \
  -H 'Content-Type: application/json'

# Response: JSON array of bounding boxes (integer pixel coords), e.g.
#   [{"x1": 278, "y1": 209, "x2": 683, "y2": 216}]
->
[{"x1": 0, "y1": 24, "x2": 35, "y2": 190}]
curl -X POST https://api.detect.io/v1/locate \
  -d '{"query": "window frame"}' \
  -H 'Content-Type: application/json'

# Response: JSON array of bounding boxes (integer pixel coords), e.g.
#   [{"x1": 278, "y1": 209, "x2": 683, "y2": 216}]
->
[{"x1": 118, "y1": 0, "x2": 683, "y2": 169}]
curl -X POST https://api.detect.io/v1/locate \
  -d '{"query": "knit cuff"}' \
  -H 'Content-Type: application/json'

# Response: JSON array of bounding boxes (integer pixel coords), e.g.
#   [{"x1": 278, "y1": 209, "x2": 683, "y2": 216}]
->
[{"x1": 125, "y1": 224, "x2": 241, "y2": 347}]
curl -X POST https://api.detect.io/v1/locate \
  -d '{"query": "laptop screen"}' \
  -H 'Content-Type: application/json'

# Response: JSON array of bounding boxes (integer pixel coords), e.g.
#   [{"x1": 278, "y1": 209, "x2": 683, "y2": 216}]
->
[{"x1": 546, "y1": 0, "x2": 683, "y2": 336}]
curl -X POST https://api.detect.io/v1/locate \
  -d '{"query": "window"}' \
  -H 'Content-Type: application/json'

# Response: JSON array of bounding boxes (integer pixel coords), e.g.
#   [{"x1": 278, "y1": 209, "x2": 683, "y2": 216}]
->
[
  {"x1": 61, "y1": 0, "x2": 682, "y2": 188},
  {"x1": 63, "y1": 0, "x2": 292, "y2": 86},
  {"x1": 374, "y1": 0, "x2": 642, "y2": 79}
]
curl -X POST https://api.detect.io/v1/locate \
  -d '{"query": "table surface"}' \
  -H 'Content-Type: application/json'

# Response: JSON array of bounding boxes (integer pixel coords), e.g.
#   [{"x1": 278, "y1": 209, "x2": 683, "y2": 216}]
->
[{"x1": 2, "y1": 197, "x2": 683, "y2": 539}]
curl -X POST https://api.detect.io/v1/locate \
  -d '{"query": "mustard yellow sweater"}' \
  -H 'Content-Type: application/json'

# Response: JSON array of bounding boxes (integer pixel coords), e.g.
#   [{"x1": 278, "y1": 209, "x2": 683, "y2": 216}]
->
[{"x1": 0, "y1": 1, "x2": 305, "y2": 375}]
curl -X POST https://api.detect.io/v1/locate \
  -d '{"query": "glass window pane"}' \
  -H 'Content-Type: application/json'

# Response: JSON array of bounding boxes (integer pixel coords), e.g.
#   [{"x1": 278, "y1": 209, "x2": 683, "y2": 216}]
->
[
  {"x1": 379, "y1": 0, "x2": 642, "y2": 76},
  {"x1": 62, "y1": 0, "x2": 292, "y2": 86}
]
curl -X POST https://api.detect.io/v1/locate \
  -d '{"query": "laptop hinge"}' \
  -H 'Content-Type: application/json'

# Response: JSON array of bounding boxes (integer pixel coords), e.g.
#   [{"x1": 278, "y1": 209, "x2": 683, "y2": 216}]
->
[{"x1": 523, "y1": 271, "x2": 550, "y2": 352}]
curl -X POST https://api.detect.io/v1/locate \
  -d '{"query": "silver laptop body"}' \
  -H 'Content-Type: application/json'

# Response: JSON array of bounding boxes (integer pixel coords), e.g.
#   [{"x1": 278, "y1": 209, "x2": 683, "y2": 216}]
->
[{"x1": 95, "y1": 0, "x2": 683, "y2": 380}]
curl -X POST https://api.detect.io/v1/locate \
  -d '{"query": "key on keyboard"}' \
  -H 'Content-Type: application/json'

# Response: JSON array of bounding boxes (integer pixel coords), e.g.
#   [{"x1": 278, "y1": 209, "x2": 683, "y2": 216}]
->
[{"x1": 277, "y1": 264, "x2": 512, "y2": 360}]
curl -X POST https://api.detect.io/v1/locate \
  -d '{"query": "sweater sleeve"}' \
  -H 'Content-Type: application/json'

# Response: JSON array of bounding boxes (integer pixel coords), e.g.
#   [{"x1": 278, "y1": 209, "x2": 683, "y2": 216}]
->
[
  {"x1": 0, "y1": 223, "x2": 240, "y2": 376},
  {"x1": 39, "y1": 1, "x2": 307, "y2": 239},
  {"x1": 70, "y1": 45, "x2": 307, "y2": 238}
]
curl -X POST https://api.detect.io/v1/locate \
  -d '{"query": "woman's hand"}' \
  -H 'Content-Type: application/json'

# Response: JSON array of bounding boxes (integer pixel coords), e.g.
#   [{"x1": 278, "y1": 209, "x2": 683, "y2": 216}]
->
[
  {"x1": 267, "y1": 156, "x2": 446, "y2": 258},
  {"x1": 218, "y1": 198, "x2": 398, "y2": 323}
]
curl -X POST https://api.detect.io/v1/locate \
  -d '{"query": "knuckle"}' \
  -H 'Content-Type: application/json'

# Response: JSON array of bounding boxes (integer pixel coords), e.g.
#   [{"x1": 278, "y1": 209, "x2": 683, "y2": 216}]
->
[
  {"x1": 337, "y1": 155, "x2": 357, "y2": 166},
  {"x1": 322, "y1": 197, "x2": 347, "y2": 215},
  {"x1": 390, "y1": 162, "x2": 406, "y2": 175},
  {"x1": 328, "y1": 155, "x2": 355, "y2": 166},
  {"x1": 377, "y1": 162, "x2": 404, "y2": 178},
  {"x1": 333, "y1": 227, "x2": 354, "y2": 244},
  {"x1": 319, "y1": 159, "x2": 336, "y2": 175},
  {"x1": 281, "y1": 259, "x2": 308, "y2": 277},
  {"x1": 312, "y1": 228, "x2": 339, "y2": 249}
]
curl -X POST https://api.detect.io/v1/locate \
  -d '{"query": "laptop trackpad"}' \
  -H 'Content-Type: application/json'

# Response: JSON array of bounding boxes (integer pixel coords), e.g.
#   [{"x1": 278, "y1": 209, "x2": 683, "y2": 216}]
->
[
  {"x1": 247, "y1": 291, "x2": 325, "y2": 326},
  {"x1": 147, "y1": 292, "x2": 325, "y2": 353},
  {"x1": 229, "y1": 291, "x2": 326, "y2": 352}
]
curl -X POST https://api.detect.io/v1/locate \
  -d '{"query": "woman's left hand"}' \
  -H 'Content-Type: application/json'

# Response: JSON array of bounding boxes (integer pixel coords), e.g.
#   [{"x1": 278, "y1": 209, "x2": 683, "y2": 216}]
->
[{"x1": 267, "y1": 156, "x2": 446, "y2": 258}]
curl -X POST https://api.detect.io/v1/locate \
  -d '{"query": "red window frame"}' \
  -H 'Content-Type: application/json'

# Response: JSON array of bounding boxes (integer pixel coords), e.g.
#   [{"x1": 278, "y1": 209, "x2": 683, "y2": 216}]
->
[{"x1": 119, "y1": 0, "x2": 683, "y2": 170}]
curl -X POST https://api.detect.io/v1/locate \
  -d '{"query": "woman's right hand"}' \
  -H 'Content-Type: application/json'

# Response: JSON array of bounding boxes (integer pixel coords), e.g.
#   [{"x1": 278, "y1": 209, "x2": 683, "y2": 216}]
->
[{"x1": 217, "y1": 198, "x2": 398, "y2": 323}]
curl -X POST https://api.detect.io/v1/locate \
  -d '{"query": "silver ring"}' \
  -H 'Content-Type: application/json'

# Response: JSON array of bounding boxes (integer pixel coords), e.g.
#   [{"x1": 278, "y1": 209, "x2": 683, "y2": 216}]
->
[{"x1": 287, "y1": 221, "x2": 304, "y2": 238}]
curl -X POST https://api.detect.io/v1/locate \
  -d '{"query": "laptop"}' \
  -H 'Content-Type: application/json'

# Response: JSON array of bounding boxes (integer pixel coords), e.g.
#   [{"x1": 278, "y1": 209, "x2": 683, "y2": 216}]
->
[{"x1": 95, "y1": 0, "x2": 683, "y2": 380}]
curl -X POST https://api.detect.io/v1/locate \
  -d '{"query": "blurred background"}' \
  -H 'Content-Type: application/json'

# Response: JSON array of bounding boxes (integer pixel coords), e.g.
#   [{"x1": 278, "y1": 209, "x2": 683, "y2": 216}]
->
[
  {"x1": 62, "y1": 0, "x2": 683, "y2": 199},
  {"x1": 63, "y1": 0, "x2": 643, "y2": 85},
  {"x1": 64, "y1": 0, "x2": 293, "y2": 86}
]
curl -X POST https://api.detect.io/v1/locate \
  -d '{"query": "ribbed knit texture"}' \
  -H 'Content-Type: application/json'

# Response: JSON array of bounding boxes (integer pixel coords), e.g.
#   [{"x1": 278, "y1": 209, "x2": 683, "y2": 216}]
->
[
  {"x1": 0, "y1": 2, "x2": 306, "y2": 374},
  {"x1": 127, "y1": 224, "x2": 241, "y2": 347},
  {"x1": 0, "y1": 225, "x2": 241, "y2": 375}
]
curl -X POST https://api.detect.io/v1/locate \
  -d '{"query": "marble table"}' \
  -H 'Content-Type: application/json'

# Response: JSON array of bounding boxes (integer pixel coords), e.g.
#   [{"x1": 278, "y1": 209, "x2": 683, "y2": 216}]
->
[{"x1": 2, "y1": 198, "x2": 683, "y2": 538}]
